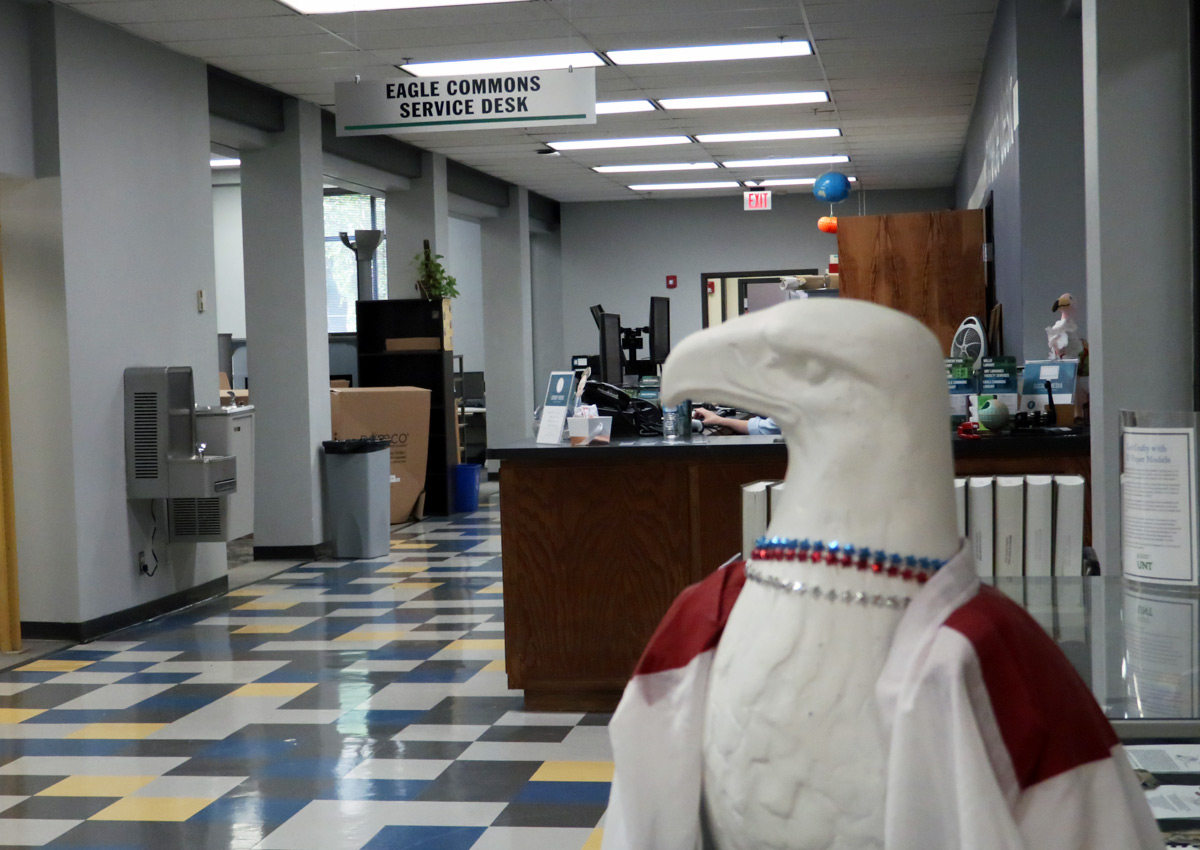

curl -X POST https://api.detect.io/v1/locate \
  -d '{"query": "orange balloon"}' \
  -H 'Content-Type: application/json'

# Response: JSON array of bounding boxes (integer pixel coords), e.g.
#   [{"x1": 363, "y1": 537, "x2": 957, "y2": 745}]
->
[{"x1": 818, "y1": 216, "x2": 838, "y2": 233}]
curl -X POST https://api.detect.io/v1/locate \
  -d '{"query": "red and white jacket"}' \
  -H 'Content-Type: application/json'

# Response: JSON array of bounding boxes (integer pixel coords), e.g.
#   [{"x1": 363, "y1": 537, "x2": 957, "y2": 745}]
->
[{"x1": 602, "y1": 546, "x2": 1163, "y2": 850}]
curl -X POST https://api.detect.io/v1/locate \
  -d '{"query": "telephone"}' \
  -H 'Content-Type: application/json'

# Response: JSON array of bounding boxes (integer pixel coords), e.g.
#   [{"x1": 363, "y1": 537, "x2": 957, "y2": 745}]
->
[{"x1": 580, "y1": 382, "x2": 664, "y2": 438}]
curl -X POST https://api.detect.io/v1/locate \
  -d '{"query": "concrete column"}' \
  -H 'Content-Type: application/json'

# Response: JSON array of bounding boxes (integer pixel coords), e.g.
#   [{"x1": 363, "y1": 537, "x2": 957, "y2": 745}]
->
[
  {"x1": 240, "y1": 98, "x2": 331, "y2": 553},
  {"x1": 386, "y1": 150, "x2": 449, "y2": 300},
  {"x1": 1082, "y1": 0, "x2": 1194, "y2": 568},
  {"x1": 482, "y1": 186, "x2": 534, "y2": 447}
]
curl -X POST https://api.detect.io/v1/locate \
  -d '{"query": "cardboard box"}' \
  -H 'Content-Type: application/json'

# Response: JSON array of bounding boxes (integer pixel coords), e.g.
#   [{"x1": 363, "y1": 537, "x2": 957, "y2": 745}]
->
[
  {"x1": 385, "y1": 337, "x2": 443, "y2": 352},
  {"x1": 330, "y1": 379, "x2": 351, "y2": 389},
  {"x1": 219, "y1": 372, "x2": 250, "y2": 406},
  {"x1": 329, "y1": 387, "x2": 431, "y2": 524}
]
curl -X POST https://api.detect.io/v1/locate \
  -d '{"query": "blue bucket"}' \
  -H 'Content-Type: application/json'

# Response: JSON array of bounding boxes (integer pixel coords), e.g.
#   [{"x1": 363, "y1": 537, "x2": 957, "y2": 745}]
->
[{"x1": 454, "y1": 463, "x2": 482, "y2": 512}]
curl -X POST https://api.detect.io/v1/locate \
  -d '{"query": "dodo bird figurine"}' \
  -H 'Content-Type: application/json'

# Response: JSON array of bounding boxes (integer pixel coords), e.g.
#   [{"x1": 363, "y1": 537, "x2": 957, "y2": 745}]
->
[
  {"x1": 1047, "y1": 292, "x2": 1083, "y2": 360},
  {"x1": 601, "y1": 299, "x2": 1161, "y2": 850}
]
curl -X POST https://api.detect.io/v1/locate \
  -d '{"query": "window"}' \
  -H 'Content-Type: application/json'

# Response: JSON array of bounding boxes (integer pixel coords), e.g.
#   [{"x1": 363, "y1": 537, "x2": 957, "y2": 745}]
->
[{"x1": 324, "y1": 192, "x2": 387, "y2": 332}]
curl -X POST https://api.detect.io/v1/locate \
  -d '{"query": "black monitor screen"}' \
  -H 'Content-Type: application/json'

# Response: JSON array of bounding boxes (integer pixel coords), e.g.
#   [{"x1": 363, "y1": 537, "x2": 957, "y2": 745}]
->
[
  {"x1": 649, "y1": 296, "x2": 671, "y2": 364},
  {"x1": 590, "y1": 304, "x2": 606, "y2": 332},
  {"x1": 598, "y1": 312, "x2": 623, "y2": 385}
]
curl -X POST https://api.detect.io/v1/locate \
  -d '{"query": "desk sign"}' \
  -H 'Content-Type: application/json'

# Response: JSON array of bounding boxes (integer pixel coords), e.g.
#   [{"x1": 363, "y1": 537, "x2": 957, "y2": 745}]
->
[
  {"x1": 744, "y1": 190, "x2": 772, "y2": 211},
  {"x1": 536, "y1": 371, "x2": 577, "y2": 445},
  {"x1": 1122, "y1": 424, "x2": 1199, "y2": 585},
  {"x1": 336, "y1": 68, "x2": 595, "y2": 136}
]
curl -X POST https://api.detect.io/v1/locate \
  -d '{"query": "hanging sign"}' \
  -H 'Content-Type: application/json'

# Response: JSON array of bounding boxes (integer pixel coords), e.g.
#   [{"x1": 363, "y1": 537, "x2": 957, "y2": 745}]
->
[
  {"x1": 744, "y1": 190, "x2": 772, "y2": 211},
  {"x1": 336, "y1": 68, "x2": 596, "y2": 136},
  {"x1": 1122, "y1": 425, "x2": 1199, "y2": 585}
]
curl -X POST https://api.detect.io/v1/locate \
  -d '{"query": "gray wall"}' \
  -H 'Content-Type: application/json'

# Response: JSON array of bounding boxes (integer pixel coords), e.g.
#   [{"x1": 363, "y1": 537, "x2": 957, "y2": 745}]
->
[
  {"x1": 956, "y1": 0, "x2": 1089, "y2": 360},
  {"x1": 558, "y1": 188, "x2": 954, "y2": 368},
  {"x1": 212, "y1": 183, "x2": 246, "y2": 339},
  {"x1": 0, "y1": 0, "x2": 34, "y2": 180},
  {"x1": 446, "y1": 215, "x2": 485, "y2": 374},
  {"x1": 530, "y1": 228, "x2": 564, "y2": 398},
  {"x1": 1, "y1": 5, "x2": 225, "y2": 624}
]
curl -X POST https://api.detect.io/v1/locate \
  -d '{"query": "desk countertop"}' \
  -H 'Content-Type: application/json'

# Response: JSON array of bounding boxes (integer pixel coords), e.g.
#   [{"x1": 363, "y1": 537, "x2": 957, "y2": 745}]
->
[{"x1": 490, "y1": 429, "x2": 1090, "y2": 463}]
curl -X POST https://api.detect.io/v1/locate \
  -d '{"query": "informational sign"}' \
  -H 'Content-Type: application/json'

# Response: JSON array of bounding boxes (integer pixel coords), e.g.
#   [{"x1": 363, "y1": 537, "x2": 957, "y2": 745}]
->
[
  {"x1": 336, "y1": 68, "x2": 596, "y2": 136},
  {"x1": 1122, "y1": 426, "x2": 1199, "y2": 585},
  {"x1": 1123, "y1": 585, "x2": 1199, "y2": 717},
  {"x1": 536, "y1": 371, "x2": 577, "y2": 445},
  {"x1": 744, "y1": 190, "x2": 772, "y2": 211},
  {"x1": 1020, "y1": 359, "x2": 1077, "y2": 410}
]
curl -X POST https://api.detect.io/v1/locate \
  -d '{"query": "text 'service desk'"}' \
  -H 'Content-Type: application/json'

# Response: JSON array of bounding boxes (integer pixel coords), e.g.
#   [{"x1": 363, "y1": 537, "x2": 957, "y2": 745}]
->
[{"x1": 492, "y1": 430, "x2": 1090, "y2": 711}]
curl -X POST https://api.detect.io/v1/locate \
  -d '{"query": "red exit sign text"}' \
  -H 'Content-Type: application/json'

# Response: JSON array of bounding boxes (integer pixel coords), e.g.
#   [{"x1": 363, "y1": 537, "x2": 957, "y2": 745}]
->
[{"x1": 744, "y1": 190, "x2": 773, "y2": 211}]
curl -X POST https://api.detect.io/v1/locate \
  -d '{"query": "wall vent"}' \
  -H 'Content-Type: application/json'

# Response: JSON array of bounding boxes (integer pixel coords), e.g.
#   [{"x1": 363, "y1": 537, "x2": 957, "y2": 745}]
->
[
  {"x1": 168, "y1": 497, "x2": 226, "y2": 542},
  {"x1": 132, "y1": 392, "x2": 159, "y2": 479}
]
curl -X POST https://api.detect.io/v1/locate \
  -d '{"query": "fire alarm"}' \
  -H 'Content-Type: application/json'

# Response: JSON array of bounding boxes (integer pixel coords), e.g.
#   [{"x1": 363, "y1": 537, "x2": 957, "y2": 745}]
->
[
  {"x1": 707, "y1": 279, "x2": 717, "y2": 294},
  {"x1": 666, "y1": 275, "x2": 677, "y2": 289}
]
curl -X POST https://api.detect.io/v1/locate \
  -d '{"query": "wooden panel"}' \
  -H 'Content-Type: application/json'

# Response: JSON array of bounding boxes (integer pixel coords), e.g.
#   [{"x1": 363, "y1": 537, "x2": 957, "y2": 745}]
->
[
  {"x1": 690, "y1": 459, "x2": 788, "y2": 581},
  {"x1": 837, "y1": 209, "x2": 986, "y2": 354},
  {"x1": 500, "y1": 460, "x2": 693, "y2": 705}
]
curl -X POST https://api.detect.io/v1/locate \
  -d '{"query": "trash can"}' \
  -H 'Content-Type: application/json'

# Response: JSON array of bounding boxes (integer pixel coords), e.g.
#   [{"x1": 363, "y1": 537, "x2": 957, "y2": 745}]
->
[
  {"x1": 322, "y1": 437, "x2": 392, "y2": 558},
  {"x1": 454, "y1": 463, "x2": 482, "y2": 513}
]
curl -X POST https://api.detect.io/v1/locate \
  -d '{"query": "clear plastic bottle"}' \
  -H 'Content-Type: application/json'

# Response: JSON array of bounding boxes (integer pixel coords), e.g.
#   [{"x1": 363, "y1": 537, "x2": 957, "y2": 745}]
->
[{"x1": 662, "y1": 403, "x2": 678, "y2": 440}]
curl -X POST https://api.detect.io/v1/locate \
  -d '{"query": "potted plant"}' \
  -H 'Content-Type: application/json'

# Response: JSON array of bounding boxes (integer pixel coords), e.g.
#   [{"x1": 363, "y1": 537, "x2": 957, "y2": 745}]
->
[{"x1": 412, "y1": 239, "x2": 458, "y2": 300}]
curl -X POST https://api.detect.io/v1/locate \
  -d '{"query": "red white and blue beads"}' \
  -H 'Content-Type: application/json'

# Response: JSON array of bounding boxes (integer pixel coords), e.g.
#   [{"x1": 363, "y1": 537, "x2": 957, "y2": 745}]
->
[{"x1": 749, "y1": 537, "x2": 945, "y2": 585}]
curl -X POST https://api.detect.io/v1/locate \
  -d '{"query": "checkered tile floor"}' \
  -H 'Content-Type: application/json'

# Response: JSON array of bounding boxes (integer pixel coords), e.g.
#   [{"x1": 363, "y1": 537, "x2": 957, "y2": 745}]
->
[{"x1": 0, "y1": 497, "x2": 611, "y2": 850}]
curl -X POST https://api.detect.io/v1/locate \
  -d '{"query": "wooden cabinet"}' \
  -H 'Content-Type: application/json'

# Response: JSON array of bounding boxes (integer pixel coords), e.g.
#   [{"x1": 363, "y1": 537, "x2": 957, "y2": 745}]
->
[{"x1": 837, "y1": 209, "x2": 986, "y2": 354}]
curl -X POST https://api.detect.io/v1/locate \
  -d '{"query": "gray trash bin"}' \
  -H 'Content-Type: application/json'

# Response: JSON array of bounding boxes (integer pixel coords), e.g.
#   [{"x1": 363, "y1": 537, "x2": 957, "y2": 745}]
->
[{"x1": 322, "y1": 437, "x2": 391, "y2": 559}]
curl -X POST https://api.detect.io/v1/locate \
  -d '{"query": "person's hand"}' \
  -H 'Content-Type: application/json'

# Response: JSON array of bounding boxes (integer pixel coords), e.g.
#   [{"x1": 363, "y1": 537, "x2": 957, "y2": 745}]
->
[{"x1": 693, "y1": 407, "x2": 720, "y2": 425}]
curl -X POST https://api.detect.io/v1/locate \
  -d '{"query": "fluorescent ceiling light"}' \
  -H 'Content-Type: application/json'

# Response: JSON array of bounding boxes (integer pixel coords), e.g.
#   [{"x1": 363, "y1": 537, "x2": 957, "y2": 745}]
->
[
  {"x1": 696, "y1": 128, "x2": 840, "y2": 143},
  {"x1": 721, "y1": 155, "x2": 850, "y2": 168},
  {"x1": 659, "y1": 91, "x2": 827, "y2": 110},
  {"x1": 210, "y1": 158, "x2": 241, "y2": 168},
  {"x1": 402, "y1": 52, "x2": 603, "y2": 77},
  {"x1": 278, "y1": 0, "x2": 527, "y2": 12},
  {"x1": 595, "y1": 100, "x2": 656, "y2": 115},
  {"x1": 760, "y1": 176, "x2": 857, "y2": 187},
  {"x1": 594, "y1": 162, "x2": 718, "y2": 173},
  {"x1": 547, "y1": 136, "x2": 692, "y2": 151},
  {"x1": 628, "y1": 181, "x2": 741, "y2": 191},
  {"x1": 608, "y1": 41, "x2": 811, "y2": 66}
]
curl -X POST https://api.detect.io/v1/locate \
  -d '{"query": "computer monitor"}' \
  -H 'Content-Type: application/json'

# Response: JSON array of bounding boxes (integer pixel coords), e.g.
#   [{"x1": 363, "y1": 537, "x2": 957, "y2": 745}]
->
[
  {"x1": 590, "y1": 304, "x2": 606, "y2": 331},
  {"x1": 649, "y1": 296, "x2": 671, "y2": 364},
  {"x1": 598, "y1": 312, "x2": 623, "y2": 385}
]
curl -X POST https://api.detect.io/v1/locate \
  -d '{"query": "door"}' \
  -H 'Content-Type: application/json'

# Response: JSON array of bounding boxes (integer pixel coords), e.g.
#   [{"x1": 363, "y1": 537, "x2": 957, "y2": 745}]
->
[{"x1": 836, "y1": 209, "x2": 986, "y2": 354}]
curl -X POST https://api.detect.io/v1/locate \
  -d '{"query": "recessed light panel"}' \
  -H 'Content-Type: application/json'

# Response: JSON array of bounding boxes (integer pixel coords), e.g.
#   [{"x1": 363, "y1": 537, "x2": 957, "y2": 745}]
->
[
  {"x1": 210, "y1": 158, "x2": 241, "y2": 168},
  {"x1": 595, "y1": 100, "x2": 656, "y2": 115},
  {"x1": 722, "y1": 155, "x2": 850, "y2": 168},
  {"x1": 608, "y1": 41, "x2": 812, "y2": 66},
  {"x1": 547, "y1": 136, "x2": 692, "y2": 151},
  {"x1": 594, "y1": 163, "x2": 718, "y2": 173},
  {"x1": 659, "y1": 92, "x2": 827, "y2": 110},
  {"x1": 279, "y1": 0, "x2": 528, "y2": 11},
  {"x1": 402, "y1": 52, "x2": 603, "y2": 77},
  {"x1": 696, "y1": 129, "x2": 840, "y2": 143},
  {"x1": 760, "y1": 177, "x2": 857, "y2": 186},
  {"x1": 628, "y1": 181, "x2": 741, "y2": 191}
]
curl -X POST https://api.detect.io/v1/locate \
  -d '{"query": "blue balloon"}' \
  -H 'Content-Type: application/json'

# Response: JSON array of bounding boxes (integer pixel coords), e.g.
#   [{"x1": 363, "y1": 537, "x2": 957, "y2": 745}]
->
[{"x1": 813, "y1": 171, "x2": 852, "y2": 203}]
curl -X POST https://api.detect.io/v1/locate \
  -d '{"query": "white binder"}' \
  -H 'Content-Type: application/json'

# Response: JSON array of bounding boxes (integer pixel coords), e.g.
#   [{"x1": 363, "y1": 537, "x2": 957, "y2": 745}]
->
[
  {"x1": 994, "y1": 476, "x2": 1025, "y2": 577},
  {"x1": 741, "y1": 480, "x2": 771, "y2": 560},
  {"x1": 1024, "y1": 475, "x2": 1054, "y2": 578},
  {"x1": 955, "y1": 478, "x2": 968, "y2": 541},
  {"x1": 968, "y1": 477, "x2": 995, "y2": 577},
  {"x1": 1054, "y1": 475, "x2": 1086, "y2": 576}
]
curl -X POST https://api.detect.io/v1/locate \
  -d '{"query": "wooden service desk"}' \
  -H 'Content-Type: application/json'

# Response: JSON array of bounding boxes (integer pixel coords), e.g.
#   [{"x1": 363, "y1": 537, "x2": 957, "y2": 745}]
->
[{"x1": 491, "y1": 429, "x2": 1090, "y2": 711}]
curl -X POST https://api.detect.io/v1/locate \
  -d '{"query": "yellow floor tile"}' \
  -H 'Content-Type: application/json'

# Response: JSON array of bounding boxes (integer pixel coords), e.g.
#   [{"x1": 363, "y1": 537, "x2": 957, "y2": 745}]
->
[
  {"x1": 233, "y1": 601, "x2": 296, "y2": 611},
  {"x1": 481, "y1": 659, "x2": 506, "y2": 673},
  {"x1": 391, "y1": 542, "x2": 436, "y2": 549},
  {"x1": 0, "y1": 708, "x2": 45, "y2": 724},
  {"x1": 16, "y1": 659, "x2": 92, "y2": 673},
  {"x1": 227, "y1": 587, "x2": 272, "y2": 597},
  {"x1": 377, "y1": 565, "x2": 426, "y2": 574},
  {"x1": 530, "y1": 761, "x2": 615, "y2": 783},
  {"x1": 90, "y1": 796, "x2": 217, "y2": 822},
  {"x1": 230, "y1": 682, "x2": 315, "y2": 697},
  {"x1": 478, "y1": 583, "x2": 504, "y2": 594},
  {"x1": 233, "y1": 624, "x2": 303, "y2": 634},
  {"x1": 335, "y1": 629, "x2": 408, "y2": 641},
  {"x1": 39, "y1": 775, "x2": 157, "y2": 797},
  {"x1": 444, "y1": 639, "x2": 506, "y2": 651},
  {"x1": 67, "y1": 723, "x2": 167, "y2": 740},
  {"x1": 389, "y1": 581, "x2": 442, "y2": 589},
  {"x1": 581, "y1": 828, "x2": 605, "y2": 850}
]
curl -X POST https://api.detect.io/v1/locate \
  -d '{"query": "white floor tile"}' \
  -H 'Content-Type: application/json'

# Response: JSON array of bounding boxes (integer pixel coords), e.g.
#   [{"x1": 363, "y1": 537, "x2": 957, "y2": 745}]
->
[
  {"x1": 344, "y1": 660, "x2": 422, "y2": 673},
  {"x1": 259, "y1": 710, "x2": 345, "y2": 724},
  {"x1": 325, "y1": 609, "x2": 396, "y2": 618},
  {"x1": 457, "y1": 727, "x2": 612, "y2": 762},
  {"x1": 0, "y1": 818, "x2": 82, "y2": 846},
  {"x1": 0, "y1": 797, "x2": 26, "y2": 815},
  {"x1": 54, "y1": 684, "x2": 176, "y2": 711},
  {"x1": 470, "y1": 827, "x2": 594, "y2": 850},
  {"x1": 0, "y1": 684, "x2": 36, "y2": 696},
  {"x1": 80, "y1": 641, "x2": 142, "y2": 652},
  {"x1": 464, "y1": 539, "x2": 502, "y2": 554},
  {"x1": 100, "y1": 651, "x2": 183, "y2": 663},
  {"x1": 425, "y1": 614, "x2": 495, "y2": 624},
  {"x1": 257, "y1": 801, "x2": 507, "y2": 850},
  {"x1": 343, "y1": 758, "x2": 452, "y2": 780},
  {"x1": 0, "y1": 726, "x2": 86, "y2": 740},
  {"x1": 197, "y1": 616, "x2": 319, "y2": 628},
  {"x1": 142, "y1": 660, "x2": 289, "y2": 684},
  {"x1": 132, "y1": 775, "x2": 247, "y2": 798},
  {"x1": 0, "y1": 756, "x2": 188, "y2": 776},
  {"x1": 400, "y1": 600, "x2": 503, "y2": 609},
  {"x1": 414, "y1": 571, "x2": 504, "y2": 579},
  {"x1": 357, "y1": 683, "x2": 455, "y2": 711},
  {"x1": 472, "y1": 622, "x2": 506, "y2": 632},
  {"x1": 494, "y1": 711, "x2": 584, "y2": 727},
  {"x1": 251, "y1": 640, "x2": 391, "y2": 652},
  {"x1": 393, "y1": 724, "x2": 490, "y2": 743},
  {"x1": 148, "y1": 695, "x2": 297, "y2": 741},
  {"x1": 41, "y1": 672, "x2": 132, "y2": 686},
  {"x1": 429, "y1": 648, "x2": 505, "y2": 662}
]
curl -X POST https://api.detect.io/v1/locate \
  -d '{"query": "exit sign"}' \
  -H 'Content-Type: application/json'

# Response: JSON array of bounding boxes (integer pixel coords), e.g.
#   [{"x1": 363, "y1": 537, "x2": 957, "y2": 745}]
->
[{"x1": 744, "y1": 190, "x2": 772, "y2": 211}]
